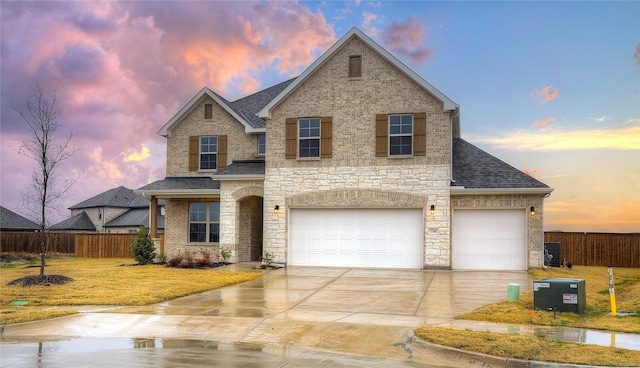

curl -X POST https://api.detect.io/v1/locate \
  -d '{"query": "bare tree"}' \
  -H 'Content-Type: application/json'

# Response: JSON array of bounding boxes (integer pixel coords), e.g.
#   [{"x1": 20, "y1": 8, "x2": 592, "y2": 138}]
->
[{"x1": 13, "y1": 85, "x2": 79, "y2": 278}]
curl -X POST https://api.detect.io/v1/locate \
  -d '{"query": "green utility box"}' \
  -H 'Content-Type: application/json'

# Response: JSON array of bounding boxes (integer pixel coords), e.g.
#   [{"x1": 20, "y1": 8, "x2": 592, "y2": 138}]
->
[{"x1": 533, "y1": 278, "x2": 586, "y2": 314}]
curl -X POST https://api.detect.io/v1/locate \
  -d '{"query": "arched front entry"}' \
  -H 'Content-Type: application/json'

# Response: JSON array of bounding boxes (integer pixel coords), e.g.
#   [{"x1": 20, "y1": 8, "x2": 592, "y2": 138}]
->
[{"x1": 237, "y1": 195, "x2": 263, "y2": 261}]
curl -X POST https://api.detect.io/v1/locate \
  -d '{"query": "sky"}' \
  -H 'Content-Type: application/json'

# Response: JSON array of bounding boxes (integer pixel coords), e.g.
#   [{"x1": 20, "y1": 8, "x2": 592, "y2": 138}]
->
[{"x1": 1, "y1": 1, "x2": 638, "y2": 233}]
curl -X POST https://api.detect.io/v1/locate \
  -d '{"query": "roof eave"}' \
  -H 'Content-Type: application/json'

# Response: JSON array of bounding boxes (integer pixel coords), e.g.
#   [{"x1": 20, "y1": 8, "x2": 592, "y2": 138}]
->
[
  {"x1": 450, "y1": 187, "x2": 554, "y2": 196},
  {"x1": 157, "y1": 87, "x2": 255, "y2": 137},
  {"x1": 133, "y1": 189, "x2": 221, "y2": 199},
  {"x1": 210, "y1": 174, "x2": 265, "y2": 181},
  {"x1": 258, "y1": 27, "x2": 458, "y2": 119}
]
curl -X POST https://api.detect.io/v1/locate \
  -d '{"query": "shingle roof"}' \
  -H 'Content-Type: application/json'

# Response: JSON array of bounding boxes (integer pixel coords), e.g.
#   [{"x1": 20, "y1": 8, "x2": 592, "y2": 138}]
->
[
  {"x1": 137, "y1": 177, "x2": 220, "y2": 191},
  {"x1": 0, "y1": 206, "x2": 40, "y2": 231},
  {"x1": 69, "y1": 186, "x2": 149, "y2": 209},
  {"x1": 49, "y1": 211, "x2": 96, "y2": 231},
  {"x1": 104, "y1": 208, "x2": 165, "y2": 230},
  {"x1": 452, "y1": 138, "x2": 550, "y2": 189},
  {"x1": 213, "y1": 160, "x2": 265, "y2": 177},
  {"x1": 229, "y1": 78, "x2": 296, "y2": 129}
]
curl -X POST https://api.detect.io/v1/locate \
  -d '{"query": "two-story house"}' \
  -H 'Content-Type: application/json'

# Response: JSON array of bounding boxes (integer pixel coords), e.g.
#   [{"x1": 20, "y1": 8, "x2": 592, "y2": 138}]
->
[{"x1": 137, "y1": 27, "x2": 552, "y2": 270}]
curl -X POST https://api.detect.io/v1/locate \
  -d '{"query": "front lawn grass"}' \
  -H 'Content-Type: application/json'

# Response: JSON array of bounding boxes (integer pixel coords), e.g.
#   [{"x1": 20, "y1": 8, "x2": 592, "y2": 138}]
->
[
  {"x1": 416, "y1": 266, "x2": 640, "y2": 366},
  {"x1": 0, "y1": 258, "x2": 262, "y2": 325}
]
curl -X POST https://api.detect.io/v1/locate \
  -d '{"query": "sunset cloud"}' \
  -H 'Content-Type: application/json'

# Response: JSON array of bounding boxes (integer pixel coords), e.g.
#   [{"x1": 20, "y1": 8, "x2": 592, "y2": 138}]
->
[
  {"x1": 469, "y1": 123, "x2": 640, "y2": 151},
  {"x1": 0, "y1": 1, "x2": 335, "y2": 222},
  {"x1": 531, "y1": 85, "x2": 557, "y2": 104},
  {"x1": 379, "y1": 17, "x2": 434, "y2": 65},
  {"x1": 361, "y1": 11, "x2": 379, "y2": 36},
  {"x1": 532, "y1": 117, "x2": 556, "y2": 129},
  {"x1": 523, "y1": 168, "x2": 539, "y2": 177}
]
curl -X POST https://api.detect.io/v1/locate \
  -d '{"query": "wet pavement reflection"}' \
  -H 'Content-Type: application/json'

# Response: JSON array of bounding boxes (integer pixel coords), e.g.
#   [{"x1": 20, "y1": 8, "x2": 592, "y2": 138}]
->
[
  {"x1": 1, "y1": 265, "x2": 637, "y2": 367},
  {"x1": 0, "y1": 337, "x2": 434, "y2": 368}
]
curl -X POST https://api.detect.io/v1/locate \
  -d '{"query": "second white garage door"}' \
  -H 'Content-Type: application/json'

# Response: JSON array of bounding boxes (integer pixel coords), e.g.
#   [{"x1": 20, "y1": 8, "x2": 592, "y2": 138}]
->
[
  {"x1": 289, "y1": 208, "x2": 423, "y2": 268},
  {"x1": 452, "y1": 209, "x2": 527, "y2": 270}
]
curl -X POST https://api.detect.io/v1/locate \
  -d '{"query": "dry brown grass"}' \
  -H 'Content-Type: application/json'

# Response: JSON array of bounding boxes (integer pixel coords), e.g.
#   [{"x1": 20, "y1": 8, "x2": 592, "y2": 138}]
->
[
  {"x1": 0, "y1": 258, "x2": 262, "y2": 325},
  {"x1": 415, "y1": 326, "x2": 640, "y2": 367},
  {"x1": 416, "y1": 266, "x2": 640, "y2": 366},
  {"x1": 458, "y1": 266, "x2": 640, "y2": 333}
]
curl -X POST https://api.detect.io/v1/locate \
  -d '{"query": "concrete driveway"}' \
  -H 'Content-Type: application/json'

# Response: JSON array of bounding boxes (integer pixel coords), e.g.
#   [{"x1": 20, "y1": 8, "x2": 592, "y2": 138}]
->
[{"x1": 1, "y1": 265, "x2": 531, "y2": 367}]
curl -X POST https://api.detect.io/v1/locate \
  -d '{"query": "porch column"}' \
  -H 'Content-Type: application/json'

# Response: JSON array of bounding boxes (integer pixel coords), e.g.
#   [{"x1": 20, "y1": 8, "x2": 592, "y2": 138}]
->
[{"x1": 149, "y1": 195, "x2": 158, "y2": 238}]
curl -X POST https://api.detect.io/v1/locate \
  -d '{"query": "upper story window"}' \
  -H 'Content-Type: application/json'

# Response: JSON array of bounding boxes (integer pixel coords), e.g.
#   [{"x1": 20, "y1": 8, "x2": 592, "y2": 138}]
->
[
  {"x1": 349, "y1": 55, "x2": 362, "y2": 78},
  {"x1": 189, "y1": 202, "x2": 220, "y2": 243},
  {"x1": 298, "y1": 118, "x2": 320, "y2": 158},
  {"x1": 389, "y1": 114, "x2": 413, "y2": 155},
  {"x1": 257, "y1": 134, "x2": 266, "y2": 156},
  {"x1": 200, "y1": 136, "x2": 218, "y2": 170},
  {"x1": 204, "y1": 104, "x2": 213, "y2": 119},
  {"x1": 98, "y1": 207, "x2": 103, "y2": 220}
]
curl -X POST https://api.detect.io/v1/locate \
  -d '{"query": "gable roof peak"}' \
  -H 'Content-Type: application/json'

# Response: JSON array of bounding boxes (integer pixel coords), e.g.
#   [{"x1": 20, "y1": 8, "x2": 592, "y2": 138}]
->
[{"x1": 258, "y1": 26, "x2": 458, "y2": 119}]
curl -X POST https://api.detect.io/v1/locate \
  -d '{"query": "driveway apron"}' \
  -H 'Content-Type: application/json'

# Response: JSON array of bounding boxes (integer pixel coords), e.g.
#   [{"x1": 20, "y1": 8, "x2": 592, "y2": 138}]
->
[{"x1": 1, "y1": 265, "x2": 531, "y2": 367}]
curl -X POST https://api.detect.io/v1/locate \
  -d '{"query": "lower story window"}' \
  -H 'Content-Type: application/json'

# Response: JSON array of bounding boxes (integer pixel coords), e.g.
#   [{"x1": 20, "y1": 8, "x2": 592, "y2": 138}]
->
[{"x1": 189, "y1": 202, "x2": 220, "y2": 243}]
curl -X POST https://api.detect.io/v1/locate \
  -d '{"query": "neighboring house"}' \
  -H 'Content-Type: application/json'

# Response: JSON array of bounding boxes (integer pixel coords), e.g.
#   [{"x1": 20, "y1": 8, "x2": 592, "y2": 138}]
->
[
  {"x1": 0, "y1": 206, "x2": 39, "y2": 231},
  {"x1": 48, "y1": 211, "x2": 96, "y2": 233},
  {"x1": 137, "y1": 27, "x2": 552, "y2": 270},
  {"x1": 55, "y1": 186, "x2": 164, "y2": 234}
]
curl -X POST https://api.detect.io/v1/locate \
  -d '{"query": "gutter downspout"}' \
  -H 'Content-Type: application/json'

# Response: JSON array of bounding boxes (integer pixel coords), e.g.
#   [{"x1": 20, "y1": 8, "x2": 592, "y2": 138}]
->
[{"x1": 450, "y1": 107, "x2": 460, "y2": 184}]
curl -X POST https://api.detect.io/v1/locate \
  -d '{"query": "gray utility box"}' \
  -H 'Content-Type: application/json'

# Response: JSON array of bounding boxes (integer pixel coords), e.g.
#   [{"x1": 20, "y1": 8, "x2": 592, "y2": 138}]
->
[{"x1": 533, "y1": 278, "x2": 586, "y2": 314}]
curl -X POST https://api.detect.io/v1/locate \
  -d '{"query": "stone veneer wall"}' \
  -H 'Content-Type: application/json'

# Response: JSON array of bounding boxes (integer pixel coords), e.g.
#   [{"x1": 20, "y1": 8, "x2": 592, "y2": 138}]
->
[
  {"x1": 451, "y1": 194, "x2": 545, "y2": 269},
  {"x1": 262, "y1": 36, "x2": 454, "y2": 268},
  {"x1": 264, "y1": 165, "x2": 451, "y2": 268}
]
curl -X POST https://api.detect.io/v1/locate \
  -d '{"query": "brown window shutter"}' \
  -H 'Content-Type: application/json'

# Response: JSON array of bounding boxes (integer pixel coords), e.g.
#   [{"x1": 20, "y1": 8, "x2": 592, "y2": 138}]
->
[
  {"x1": 320, "y1": 116, "x2": 332, "y2": 158},
  {"x1": 375, "y1": 114, "x2": 388, "y2": 157},
  {"x1": 413, "y1": 112, "x2": 426, "y2": 156},
  {"x1": 285, "y1": 118, "x2": 297, "y2": 159},
  {"x1": 217, "y1": 135, "x2": 227, "y2": 169},
  {"x1": 189, "y1": 136, "x2": 199, "y2": 171}
]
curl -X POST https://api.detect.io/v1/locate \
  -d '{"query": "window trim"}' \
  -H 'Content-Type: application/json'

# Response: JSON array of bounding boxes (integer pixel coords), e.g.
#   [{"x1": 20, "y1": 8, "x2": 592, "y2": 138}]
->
[
  {"x1": 257, "y1": 134, "x2": 266, "y2": 156},
  {"x1": 348, "y1": 55, "x2": 362, "y2": 78},
  {"x1": 188, "y1": 202, "x2": 220, "y2": 244},
  {"x1": 388, "y1": 114, "x2": 414, "y2": 156},
  {"x1": 204, "y1": 103, "x2": 213, "y2": 120},
  {"x1": 199, "y1": 136, "x2": 218, "y2": 171},
  {"x1": 297, "y1": 117, "x2": 321, "y2": 159}
]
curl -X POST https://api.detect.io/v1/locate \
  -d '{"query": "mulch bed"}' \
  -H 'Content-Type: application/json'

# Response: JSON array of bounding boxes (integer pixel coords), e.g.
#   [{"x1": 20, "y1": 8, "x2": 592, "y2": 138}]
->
[{"x1": 7, "y1": 275, "x2": 74, "y2": 287}]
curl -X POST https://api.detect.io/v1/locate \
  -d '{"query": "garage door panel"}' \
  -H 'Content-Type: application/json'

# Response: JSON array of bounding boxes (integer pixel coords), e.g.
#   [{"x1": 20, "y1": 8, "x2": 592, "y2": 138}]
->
[
  {"x1": 453, "y1": 209, "x2": 526, "y2": 271},
  {"x1": 290, "y1": 209, "x2": 423, "y2": 268}
]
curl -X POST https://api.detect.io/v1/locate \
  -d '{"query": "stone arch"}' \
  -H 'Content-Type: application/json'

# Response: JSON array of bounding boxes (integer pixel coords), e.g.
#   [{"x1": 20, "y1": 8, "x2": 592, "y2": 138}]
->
[
  {"x1": 232, "y1": 186, "x2": 264, "y2": 201},
  {"x1": 285, "y1": 188, "x2": 427, "y2": 208}
]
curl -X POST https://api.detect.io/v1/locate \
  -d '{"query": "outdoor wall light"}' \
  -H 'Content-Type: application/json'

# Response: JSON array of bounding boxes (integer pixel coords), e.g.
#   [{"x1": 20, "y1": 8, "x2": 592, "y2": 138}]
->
[
  {"x1": 430, "y1": 205, "x2": 435, "y2": 215},
  {"x1": 274, "y1": 205, "x2": 280, "y2": 213},
  {"x1": 530, "y1": 206, "x2": 535, "y2": 215}
]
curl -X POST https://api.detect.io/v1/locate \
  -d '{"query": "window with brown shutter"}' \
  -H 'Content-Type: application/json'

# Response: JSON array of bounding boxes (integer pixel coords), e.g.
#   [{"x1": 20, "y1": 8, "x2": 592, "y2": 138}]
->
[
  {"x1": 204, "y1": 104, "x2": 213, "y2": 119},
  {"x1": 320, "y1": 117, "x2": 332, "y2": 158},
  {"x1": 413, "y1": 112, "x2": 426, "y2": 156},
  {"x1": 349, "y1": 55, "x2": 362, "y2": 78},
  {"x1": 285, "y1": 118, "x2": 297, "y2": 159},
  {"x1": 375, "y1": 114, "x2": 388, "y2": 157},
  {"x1": 217, "y1": 135, "x2": 227, "y2": 169},
  {"x1": 189, "y1": 136, "x2": 199, "y2": 171}
]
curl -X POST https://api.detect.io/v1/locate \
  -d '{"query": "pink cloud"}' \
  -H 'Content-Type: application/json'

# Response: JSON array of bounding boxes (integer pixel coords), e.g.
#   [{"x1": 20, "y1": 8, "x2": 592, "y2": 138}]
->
[
  {"x1": 0, "y1": 1, "x2": 335, "y2": 222},
  {"x1": 532, "y1": 117, "x2": 556, "y2": 129},
  {"x1": 523, "y1": 169, "x2": 539, "y2": 178},
  {"x1": 531, "y1": 85, "x2": 558, "y2": 104},
  {"x1": 362, "y1": 11, "x2": 379, "y2": 36},
  {"x1": 379, "y1": 17, "x2": 434, "y2": 65}
]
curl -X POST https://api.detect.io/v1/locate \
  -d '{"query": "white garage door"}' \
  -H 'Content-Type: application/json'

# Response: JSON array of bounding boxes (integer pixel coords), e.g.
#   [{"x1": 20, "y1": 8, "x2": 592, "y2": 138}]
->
[
  {"x1": 452, "y1": 209, "x2": 527, "y2": 270},
  {"x1": 290, "y1": 208, "x2": 423, "y2": 268}
]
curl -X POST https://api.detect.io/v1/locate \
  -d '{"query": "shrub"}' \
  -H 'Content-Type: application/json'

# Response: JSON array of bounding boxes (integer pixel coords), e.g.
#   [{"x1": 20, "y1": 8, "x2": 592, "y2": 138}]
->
[{"x1": 131, "y1": 227, "x2": 156, "y2": 265}]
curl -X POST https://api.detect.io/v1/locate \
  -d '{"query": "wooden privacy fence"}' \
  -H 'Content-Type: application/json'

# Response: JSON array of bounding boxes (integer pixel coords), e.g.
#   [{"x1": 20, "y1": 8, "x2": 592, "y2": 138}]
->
[
  {"x1": 74, "y1": 233, "x2": 164, "y2": 258},
  {"x1": 0, "y1": 232, "x2": 75, "y2": 253},
  {"x1": 544, "y1": 232, "x2": 640, "y2": 268}
]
